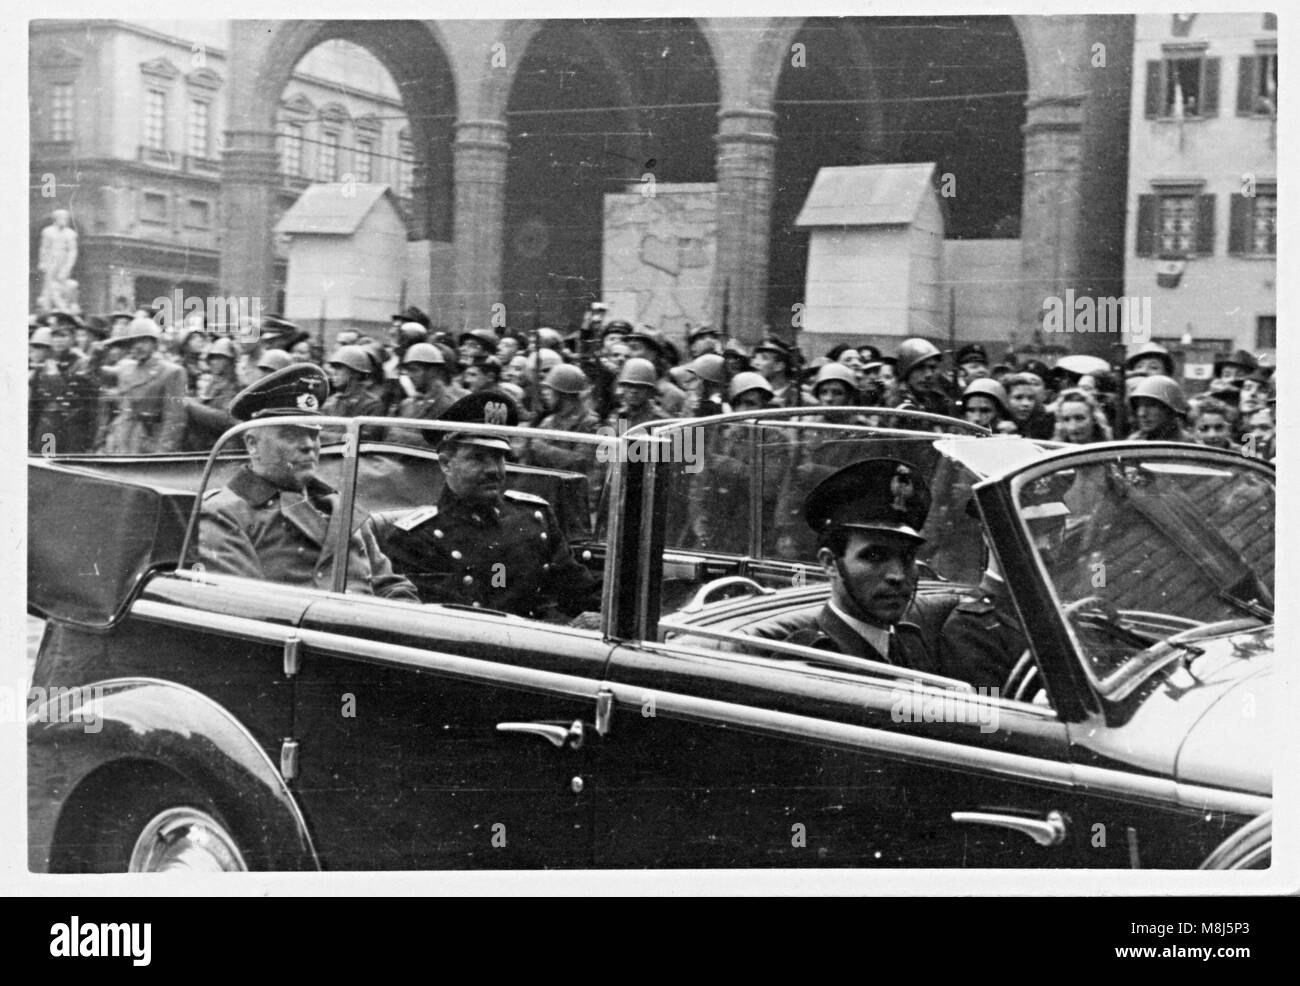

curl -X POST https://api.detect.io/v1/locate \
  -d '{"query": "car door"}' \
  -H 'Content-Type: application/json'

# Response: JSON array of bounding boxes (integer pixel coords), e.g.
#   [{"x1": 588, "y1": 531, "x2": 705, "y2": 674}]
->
[
  {"x1": 289, "y1": 594, "x2": 614, "y2": 871},
  {"x1": 589, "y1": 634, "x2": 1144, "y2": 868}
]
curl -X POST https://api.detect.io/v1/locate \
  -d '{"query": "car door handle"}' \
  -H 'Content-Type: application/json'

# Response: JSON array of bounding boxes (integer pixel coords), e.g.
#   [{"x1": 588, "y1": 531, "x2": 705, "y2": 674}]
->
[
  {"x1": 496, "y1": 719, "x2": 584, "y2": 750},
  {"x1": 951, "y1": 810, "x2": 1067, "y2": 847}
]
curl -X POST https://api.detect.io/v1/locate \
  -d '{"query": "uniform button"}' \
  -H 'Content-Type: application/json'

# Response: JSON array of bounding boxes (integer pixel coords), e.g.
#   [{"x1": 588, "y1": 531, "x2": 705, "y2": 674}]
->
[
  {"x1": 542, "y1": 563, "x2": 551, "y2": 572},
  {"x1": 534, "y1": 511, "x2": 544, "y2": 523},
  {"x1": 451, "y1": 550, "x2": 463, "y2": 560},
  {"x1": 539, "y1": 532, "x2": 548, "y2": 541},
  {"x1": 463, "y1": 575, "x2": 474, "y2": 585},
  {"x1": 433, "y1": 529, "x2": 443, "y2": 539},
  {"x1": 472, "y1": 601, "x2": 482, "y2": 608}
]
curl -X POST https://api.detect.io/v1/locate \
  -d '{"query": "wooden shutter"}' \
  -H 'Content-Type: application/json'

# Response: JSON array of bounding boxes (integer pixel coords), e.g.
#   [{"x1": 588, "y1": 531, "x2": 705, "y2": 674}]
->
[
  {"x1": 1196, "y1": 194, "x2": 1216, "y2": 256},
  {"x1": 1237, "y1": 56, "x2": 1258, "y2": 115},
  {"x1": 1136, "y1": 194, "x2": 1158, "y2": 257},
  {"x1": 1201, "y1": 57, "x2": 1221, "y2": 116},
  {"x1": 1145, "y1": 60, "x2": 1164, "y2": 118},
  {"x1": 1228, "y1": 194, "x2": 1251, "y2": 255}
]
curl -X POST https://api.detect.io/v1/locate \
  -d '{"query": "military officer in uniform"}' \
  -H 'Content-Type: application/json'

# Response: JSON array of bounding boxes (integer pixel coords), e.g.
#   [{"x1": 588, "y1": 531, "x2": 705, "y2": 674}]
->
[
  {"x1": 935, "y1": 545, "x2": 1026, "y2": 691},
  {"x1": 101, "y1": 318, "x2": 188, "y2": 454},
  {"x1": 384, "y1": 391, "x2": 602, "y2": 624},
  {"x1": 787, "y1": 458, "x2": 938, "y2": 672},
  {"x1": 197, "y1": 364, "x2": 418, "y2": 600}
]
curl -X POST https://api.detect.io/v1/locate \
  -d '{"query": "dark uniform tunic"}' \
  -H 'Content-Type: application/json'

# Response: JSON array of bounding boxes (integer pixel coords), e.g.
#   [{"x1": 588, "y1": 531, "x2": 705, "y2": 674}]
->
[
  {"x1": 320, "y1": 387, "x2": 387, "y2": 444},
  {"x1": 935, "y1": 574, "x2": 1026, "y2": 691},
  {"x1": 198, "y1": 467, "x2": 417, "y2": 600},
  {"x1": 28, "y1": 349, "x2": 99, "y2": 453},
  {"x1": 787, "y1": 606, "x2": 937, "y2": 672},
  {"x1": 384, "y1": 487, "x2": 601, "y2": 621},
  {"x1": 385, "y1": 388, "x2": 457, "y2": 445}
]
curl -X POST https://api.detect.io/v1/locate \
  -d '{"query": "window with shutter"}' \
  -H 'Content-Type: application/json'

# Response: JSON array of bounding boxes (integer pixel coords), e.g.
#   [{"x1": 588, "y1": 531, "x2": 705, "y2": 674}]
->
[
  {"x1": 1229, "y1": 194, "x2": 1250, "y2": 254},
  {"x1": 1135, "y1": 195, "x2": 1158, "y2": 257},
  {"x1": 1196, "y1": 195, "x2": 1216, "y2": 256},
  {"x1": 1238, "y1": 56, "x2": 1258, "y2": 115},
  {"x1": 1145, "y1": 61, "x2": 1163, "y2": 118},
  {"x1": 1201, "y1": 58, "x2": 1220, "y2": 116}
]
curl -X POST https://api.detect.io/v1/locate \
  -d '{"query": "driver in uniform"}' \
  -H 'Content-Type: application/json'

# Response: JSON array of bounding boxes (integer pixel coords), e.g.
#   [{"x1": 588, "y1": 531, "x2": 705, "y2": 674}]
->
[{"x1": 786, "y1": 458, "x2": 938, "y2": 671}]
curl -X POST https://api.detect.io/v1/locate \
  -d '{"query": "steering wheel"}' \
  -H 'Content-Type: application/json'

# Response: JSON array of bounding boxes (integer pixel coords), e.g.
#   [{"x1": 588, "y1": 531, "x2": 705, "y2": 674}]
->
[
  {"x1": 1002, "y1": 648, "x2": 1041, "y2": 703},
  {"x1": 1062, "y1": 595, "x2": 1122, "y2": 624},
  {"x1": 680, "y1": 576, "x2": 773, "y2": 614}
]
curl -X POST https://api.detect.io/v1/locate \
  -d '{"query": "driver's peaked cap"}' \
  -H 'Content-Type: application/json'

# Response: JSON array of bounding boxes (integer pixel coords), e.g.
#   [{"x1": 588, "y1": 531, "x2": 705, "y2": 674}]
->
[{"x1": 804, "y1": 458, "x2": 930, "y2": 542}]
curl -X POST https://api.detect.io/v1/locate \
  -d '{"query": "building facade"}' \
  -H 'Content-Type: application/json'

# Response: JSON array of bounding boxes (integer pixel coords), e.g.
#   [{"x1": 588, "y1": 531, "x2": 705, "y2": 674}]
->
[
  {"x1": 30, "y1": 20, "x2": 415, "y2": 317},
  {"x1": 1123, "y1": 12, "x2": 1277, "y2": 375},
  {"x1": 33, "y1": 16, "x2": 1136, "y2": 360}
]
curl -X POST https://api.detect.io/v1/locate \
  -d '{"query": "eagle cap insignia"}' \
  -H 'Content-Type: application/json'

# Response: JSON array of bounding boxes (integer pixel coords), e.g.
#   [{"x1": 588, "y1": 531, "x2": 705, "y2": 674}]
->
[
  {"x1": 889, "y1": 467, "x2": 914, "y2": 514},
  {"x1": 483, "y1": 400, "x2": 508, "y2": 425}
]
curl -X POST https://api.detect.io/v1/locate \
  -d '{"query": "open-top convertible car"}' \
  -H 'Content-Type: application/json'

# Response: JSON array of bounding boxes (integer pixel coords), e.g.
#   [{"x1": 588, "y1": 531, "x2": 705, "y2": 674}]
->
[{"x1": 28, "y1": 408, "x2": 1274, "y2": 871}]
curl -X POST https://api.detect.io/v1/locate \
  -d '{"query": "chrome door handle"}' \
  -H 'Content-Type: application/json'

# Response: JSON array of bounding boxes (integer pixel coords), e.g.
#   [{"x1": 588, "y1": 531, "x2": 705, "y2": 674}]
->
[
  {"x1": 496, "y1": 719, "x2": 585, "y2": 750},
  {"x1": 951, "y1": 810, "x2": 1067, "y2": 847}
]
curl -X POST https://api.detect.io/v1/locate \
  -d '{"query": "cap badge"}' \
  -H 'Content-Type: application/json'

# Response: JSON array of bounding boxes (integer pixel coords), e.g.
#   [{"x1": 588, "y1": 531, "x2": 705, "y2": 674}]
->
[
  {"x1": 297, "y1": 393, "x2": 319, "y2": 411},
  {"x1": 890, "y1": 469, "x2": 914, "y2": 514},
  {"x1": 483, "y1": 400, "x2": 508, "y2": 425}
]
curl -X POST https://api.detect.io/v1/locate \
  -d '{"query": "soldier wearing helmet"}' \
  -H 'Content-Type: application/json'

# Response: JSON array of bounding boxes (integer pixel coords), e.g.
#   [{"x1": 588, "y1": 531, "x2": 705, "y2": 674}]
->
[
  {"x1": 685, "y1": 353, "x2": 727, "y2": 417},
  {"x1": 1127, "y1": 375, "x2": 1191, "y2": 442},
  {"x1": 959, "y1": 378, "x2": 1014, "y2": 433},
  {"x1": 1124, "y1": 342, "x2": 1175, "y2": 380},
  {"x1": 322, "y1": 345, "x2": 387, "y2": 444},
  {"x1": 890, "y1": 338, "x2": 954, "y2": 418},
  {"x1": 100, "y1": 317, "x2": 189, "y2": 454},
  {"x1": 522, "y1": 363, "x2": 603, "y2": 498},
  {"x1": 385, "y1": 343, "x2": 460, "y2": 445},
  {"x1": 810, "y1": 362, "x2": 860, "y2": 408},
  {"x1": 458, "y1": 328, "x2": 499, "y2": 366},
  {"x1": 727, "y1": 371, "x2": 774, "y2": 412},
  {"x1": 28, "y1": 322, "x2": 98, "y2": 453},
  {"x1": 182, "y1": 337, "x2": 243, "y2": 451},
  {"x1": 624, "y1": 326, "x2": 687, "y2": 414},
  {"x1": 608, "y1": 357, "x2": 668, "y2": 429}
]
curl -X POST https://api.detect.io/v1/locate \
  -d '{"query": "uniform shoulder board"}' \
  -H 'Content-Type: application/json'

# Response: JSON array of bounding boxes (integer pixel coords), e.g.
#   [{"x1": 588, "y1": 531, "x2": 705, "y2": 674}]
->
[
  {"x1": 394, "y1": 505, "x2": 438, "y2": 531},
  {"x1": 955, "y1": 596, "x2": 995, "y2": 615},
  {"x1": 503, "y1": 489, "x2": 549, "y2": 506}
]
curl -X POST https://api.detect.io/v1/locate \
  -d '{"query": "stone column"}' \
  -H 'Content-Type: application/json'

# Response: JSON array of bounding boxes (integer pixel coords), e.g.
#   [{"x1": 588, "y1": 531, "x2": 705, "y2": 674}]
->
[
  {"x1": 451, "y1": 118, "x2": 510, "y2": 328},
  {"x1": 714, "y1": 107, "x2": 779, "y2": 345},
  {"x1": 219, "y1": 128, "x2": 280, "y2": 306},
  {"x1": 1018, "y1": 96, "x2": 1085, "y2": 347}
]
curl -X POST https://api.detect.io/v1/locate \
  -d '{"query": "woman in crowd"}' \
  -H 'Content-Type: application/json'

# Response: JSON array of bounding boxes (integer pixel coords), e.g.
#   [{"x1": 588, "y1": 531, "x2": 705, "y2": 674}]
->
[{"x1": 1052, "y1": 387, "x2": 1113, "y2": 444}]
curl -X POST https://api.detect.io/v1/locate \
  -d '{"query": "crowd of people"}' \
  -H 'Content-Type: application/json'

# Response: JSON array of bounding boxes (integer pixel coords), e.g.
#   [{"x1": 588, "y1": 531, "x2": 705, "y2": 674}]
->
[{"x1": 28, "y1": 304, "x2": 1277, "y2": 462}]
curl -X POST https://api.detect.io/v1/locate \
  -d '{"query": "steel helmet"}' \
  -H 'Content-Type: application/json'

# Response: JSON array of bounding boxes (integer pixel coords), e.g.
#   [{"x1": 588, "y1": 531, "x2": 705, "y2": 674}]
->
[
  {"x1": 206, "y1": 338, "x2": 240, "y2": 360},
  {"x1": 527, "y1": 348, "x2": 563, "y2": 373},
  {"x1": 1128, "y1": 374, "x2": 1188, "y2": 416},
  {"x1": 617, "y1": 357, "x2": 659, "y2": 387},
  {"x1": 542, "y1": 363, "x2": 589, "y2": 395},
  {"x1": 398, "y1": 322, "x2": 429, "y2": 345},
  {"x1": 960, "y1": 377, "x2": 1010, "y2": 415},
  {"x1": 896, "y1": 338, "x2": 943, "y2": 379},
  {"x1": 28, "y1": 327, "x2": 55, "y2": 348},
  {"x1": 458, "y1": 328, "x2": 498, "y2": 350},
  {"x1": 728, "y1": 371, "x2": 774, "y2": 401},
  {"x1": 257, "y1": 349, "x2": 293, "y2": 373},
  {"x1": 535, "y1": 327, "x2": 565, "y2": 353},
  {"x1": 402, "y1": 343, "x2": 446, "y2": 366},
  {"x1": 687, "y1": 353, "x2": 726, "y2": 385},
  {"x1": 327, "y1": 345, "x2": 374, "y2": 376},
  {"x1": 812, "y1": 362, "x2": 860, "y2": 394},
  {"x1": 1124, "y1": 342, "x2": 1174, "y2": 376},
  {"x1": 116, "y1": 316, "x2": 164, "y2": 345}
]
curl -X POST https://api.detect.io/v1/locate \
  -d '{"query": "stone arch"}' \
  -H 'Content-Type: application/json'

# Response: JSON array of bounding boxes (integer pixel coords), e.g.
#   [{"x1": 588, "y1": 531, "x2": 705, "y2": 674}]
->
[{"x1": 219, "y1": 19, "x2": 456, "y2": 299}]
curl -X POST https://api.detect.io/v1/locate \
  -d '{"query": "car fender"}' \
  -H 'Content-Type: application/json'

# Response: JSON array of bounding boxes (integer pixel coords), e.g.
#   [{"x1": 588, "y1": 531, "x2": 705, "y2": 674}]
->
[{"x1": 29, "y1": 677, "x2": 319, "y2": 872}]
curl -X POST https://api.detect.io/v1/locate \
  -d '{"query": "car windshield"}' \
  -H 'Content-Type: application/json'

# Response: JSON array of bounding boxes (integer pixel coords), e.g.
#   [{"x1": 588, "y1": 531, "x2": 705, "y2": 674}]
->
[
  {"x1": 641, "y1": 410, "x2": 1000, "y2": 588},
  {"x1": 1012, "y1": 451, "x2": 1274, "y2": 693}
]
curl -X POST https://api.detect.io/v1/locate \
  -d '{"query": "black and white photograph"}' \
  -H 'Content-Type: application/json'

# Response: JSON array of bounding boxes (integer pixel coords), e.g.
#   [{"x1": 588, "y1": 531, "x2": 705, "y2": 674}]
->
[{"x1": 11, "y1": 1, "x2": 1293, "y2": 904}]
